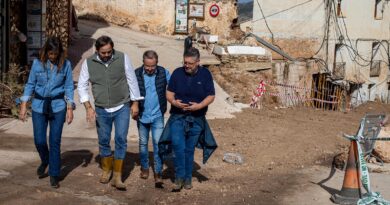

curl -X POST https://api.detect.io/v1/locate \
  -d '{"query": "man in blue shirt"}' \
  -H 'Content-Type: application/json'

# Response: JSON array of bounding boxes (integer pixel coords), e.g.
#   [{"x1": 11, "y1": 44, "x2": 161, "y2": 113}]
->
[
  {"x1": 165, "y1": 47, "x2": 215, "y2": 191},
  {"x1": 135, "y1": 50, "x2": 170, "y2": 188}
]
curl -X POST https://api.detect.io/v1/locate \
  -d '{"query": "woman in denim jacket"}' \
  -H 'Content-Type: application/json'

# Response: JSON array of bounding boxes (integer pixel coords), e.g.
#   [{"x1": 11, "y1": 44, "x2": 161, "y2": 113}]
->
[{"x1": 19, "y1": 36, "x2": 75, "y2": 188}]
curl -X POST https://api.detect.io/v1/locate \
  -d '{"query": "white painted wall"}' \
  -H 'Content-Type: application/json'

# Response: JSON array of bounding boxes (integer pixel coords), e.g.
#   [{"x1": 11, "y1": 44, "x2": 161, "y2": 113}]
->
[{"x1": 251, "y1": 0, "x2": 325, "y2": 39}]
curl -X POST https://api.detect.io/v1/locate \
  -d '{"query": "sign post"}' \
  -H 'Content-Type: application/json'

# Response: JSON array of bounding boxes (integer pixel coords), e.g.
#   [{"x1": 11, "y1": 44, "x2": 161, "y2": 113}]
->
[
  {"x1": 209, "y1": 4, "x2": 220, "y2": 17},
  {"x1": 174, "y1": 0, "x2": 188, "y2": 34}
]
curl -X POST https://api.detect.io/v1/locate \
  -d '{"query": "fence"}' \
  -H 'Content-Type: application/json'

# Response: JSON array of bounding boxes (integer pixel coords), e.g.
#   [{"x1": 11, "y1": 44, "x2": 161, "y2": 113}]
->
[{"x1": 250, "y1": 73, "x2": 348, "y2": 111}]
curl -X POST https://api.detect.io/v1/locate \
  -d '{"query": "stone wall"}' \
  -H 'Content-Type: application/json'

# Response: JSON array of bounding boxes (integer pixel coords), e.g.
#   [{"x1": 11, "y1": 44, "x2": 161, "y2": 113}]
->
[
  {"x1": 73, "y1": 0, "x2": 238, "y2": 39},
  {"x1": 220, "y1": 54, "x2": 271, "y2": 72},
  {"x1": 189, "y1": 0, "x2": 238, "y2": 40}
]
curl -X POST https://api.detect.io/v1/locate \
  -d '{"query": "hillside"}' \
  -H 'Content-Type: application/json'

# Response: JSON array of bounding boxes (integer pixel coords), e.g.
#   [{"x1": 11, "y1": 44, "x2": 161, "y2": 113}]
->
[{"x1": 238, "y1": 0, "x2": 253, "y2": 22}]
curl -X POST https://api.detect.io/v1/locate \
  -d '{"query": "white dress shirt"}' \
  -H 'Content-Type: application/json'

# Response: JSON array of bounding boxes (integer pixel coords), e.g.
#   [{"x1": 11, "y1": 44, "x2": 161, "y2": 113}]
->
[{"x1": 77, "y1": 53, "x2": 143, "y2": 112}]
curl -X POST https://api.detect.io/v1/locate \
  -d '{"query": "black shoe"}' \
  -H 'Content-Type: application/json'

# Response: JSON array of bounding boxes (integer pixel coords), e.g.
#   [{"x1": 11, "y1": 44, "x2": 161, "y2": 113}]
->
[
  {"x1": 171, "y1": 179, "x2": 184, "y2": 192},
  {"x1": 50, "y1": 176, "x2": 60, "y2": 189},
  {"x1": 37, "y1": 163, "x2": 48, "y2": 178},
  {"x1": 155, "y1": 182, "x2": 164, "y2": 189}
]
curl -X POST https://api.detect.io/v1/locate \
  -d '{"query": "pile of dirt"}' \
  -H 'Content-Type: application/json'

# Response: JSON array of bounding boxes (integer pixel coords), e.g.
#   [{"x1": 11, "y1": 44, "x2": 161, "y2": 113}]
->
[
  {"x1": 204, "y1": 102, "x2": 390, "y2": 203},
  {"x1": 209, "y1": 65, "x2": 277, "y2": 105}
]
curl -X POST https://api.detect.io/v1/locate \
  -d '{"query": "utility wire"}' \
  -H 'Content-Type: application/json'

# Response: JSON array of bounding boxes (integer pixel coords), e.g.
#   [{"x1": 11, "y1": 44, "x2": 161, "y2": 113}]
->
[
  {"x1": 255, "y1": 0, "x2": 275, "y2": 44},
  {"x1": 252, "y1": 0, "x2": 314, "y2": 23}
]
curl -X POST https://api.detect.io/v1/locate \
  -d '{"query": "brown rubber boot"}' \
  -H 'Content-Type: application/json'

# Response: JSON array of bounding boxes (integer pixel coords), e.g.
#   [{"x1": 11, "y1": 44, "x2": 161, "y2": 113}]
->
[
  {"x1": 111, "y1": 159, "x2": 126, "y2": 190},
  {"x1": 100, "y1": 156, "x2": 113, "y2": 184},
  {"x1": 140, "y1": 168, "x2": 149, "y2": 179}
]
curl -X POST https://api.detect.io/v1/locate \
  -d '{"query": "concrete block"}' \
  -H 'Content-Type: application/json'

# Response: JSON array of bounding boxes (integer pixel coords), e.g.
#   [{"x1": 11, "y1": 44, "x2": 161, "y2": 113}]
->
[
  {"x1": 213, "y1": 45, "x2": 228, "y2": 55},
  {"x1": 227, "y1": 46, "x2": 266, "y2": 55},
  {"x1": 201, "y1": 34, "x2": 219, "y2": 43},
  {"x1": 239, "y1": 62, "x2": 272, "y2": 71}
]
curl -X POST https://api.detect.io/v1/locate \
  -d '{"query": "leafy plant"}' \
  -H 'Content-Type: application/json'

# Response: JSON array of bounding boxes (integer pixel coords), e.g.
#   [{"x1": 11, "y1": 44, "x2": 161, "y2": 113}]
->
[{"x1": 0, "y1": 63, "x2": 29, "y2": 118}]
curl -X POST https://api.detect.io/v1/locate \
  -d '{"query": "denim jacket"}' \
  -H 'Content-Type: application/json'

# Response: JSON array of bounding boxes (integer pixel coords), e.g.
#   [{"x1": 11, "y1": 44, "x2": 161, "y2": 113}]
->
[
  {"x1": 20, "y1": 59, "x2": 75, "y2": 113},
  {"x1": 158, "y1": 114, "x2": 218, "y2": 164}
]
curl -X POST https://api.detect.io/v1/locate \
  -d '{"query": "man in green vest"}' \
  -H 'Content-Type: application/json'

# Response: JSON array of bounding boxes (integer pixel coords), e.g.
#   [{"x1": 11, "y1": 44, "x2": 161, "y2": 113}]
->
[{"x1": 77, "y1": 35, "x2": 143, "y2": 190}]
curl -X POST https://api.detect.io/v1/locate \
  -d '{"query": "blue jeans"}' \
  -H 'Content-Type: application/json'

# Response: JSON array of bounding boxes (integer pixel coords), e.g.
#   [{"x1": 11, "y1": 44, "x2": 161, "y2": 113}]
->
[
  {"x1": 170, "y1": 116, "x2": 202, "y2": 182},
  {"x1": 137, "y1": 116, "x2": 164, "y2": 174},
  {"x1": 32, "y1": 109, "x2": 66, "y2": 177},
  {"x1": 95, "y1": 104, "x2": 130, "y2": 159}
]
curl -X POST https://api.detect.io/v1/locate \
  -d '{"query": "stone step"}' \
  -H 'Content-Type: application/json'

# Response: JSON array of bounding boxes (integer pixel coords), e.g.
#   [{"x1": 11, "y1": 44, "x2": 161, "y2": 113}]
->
[{"x1": 200, "y1": 55, "x2": 221, "y2": 66}]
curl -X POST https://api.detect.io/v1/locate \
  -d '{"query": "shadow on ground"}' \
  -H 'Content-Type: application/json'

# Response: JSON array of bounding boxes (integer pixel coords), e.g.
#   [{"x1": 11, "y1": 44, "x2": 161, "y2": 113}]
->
[
  {"x1": 60, "y1": 149, "x2": 93, "y2": 180},
  {"x1": 93, "y1": 151, "x2": 208, "y2": 183}
]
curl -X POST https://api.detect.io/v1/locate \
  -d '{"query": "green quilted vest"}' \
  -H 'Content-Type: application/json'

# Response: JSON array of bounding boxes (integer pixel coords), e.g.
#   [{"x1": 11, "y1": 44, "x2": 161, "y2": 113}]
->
[{"x1": 87, "y1": 51, "x2": 130, "y2": 108}]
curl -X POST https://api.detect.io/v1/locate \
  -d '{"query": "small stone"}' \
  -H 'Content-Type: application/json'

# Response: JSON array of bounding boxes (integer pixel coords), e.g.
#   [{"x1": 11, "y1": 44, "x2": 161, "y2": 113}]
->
[{"x1": 0, "y1": 170, "x2": 10, "y2": 179}]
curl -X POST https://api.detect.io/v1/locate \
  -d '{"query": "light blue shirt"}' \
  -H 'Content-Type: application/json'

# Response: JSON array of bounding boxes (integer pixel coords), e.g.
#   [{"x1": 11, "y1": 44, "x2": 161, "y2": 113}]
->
[
  {"x1": 139, "y1": 68, "x2": 170, "y2": 124},
  {"x1": 21, "y1": 59, "x2": 74, "y2": 113}
]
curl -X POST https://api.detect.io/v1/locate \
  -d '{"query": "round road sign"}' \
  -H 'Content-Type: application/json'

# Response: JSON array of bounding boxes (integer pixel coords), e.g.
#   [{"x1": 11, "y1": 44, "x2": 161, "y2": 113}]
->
[{"x1": 209, "y1": 4, "x2": 220, "y2": 17}]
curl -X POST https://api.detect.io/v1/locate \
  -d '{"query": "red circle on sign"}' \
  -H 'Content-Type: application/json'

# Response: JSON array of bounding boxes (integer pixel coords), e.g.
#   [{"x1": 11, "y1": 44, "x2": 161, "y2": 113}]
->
[{"x1": 209, "y1": 4, "x2": 220, "y2": 17}]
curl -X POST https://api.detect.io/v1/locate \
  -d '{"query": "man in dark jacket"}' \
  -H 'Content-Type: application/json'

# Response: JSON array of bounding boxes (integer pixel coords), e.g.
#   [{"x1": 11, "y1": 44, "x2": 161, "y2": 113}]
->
[{"x1": 135, "y1": 50, "x2": 170, "y2": 188}]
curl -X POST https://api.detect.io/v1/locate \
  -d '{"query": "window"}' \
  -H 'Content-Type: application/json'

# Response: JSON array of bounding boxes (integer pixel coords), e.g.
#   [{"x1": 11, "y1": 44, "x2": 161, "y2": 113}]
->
[
  {"x1": 334, "y1": 44, "x2": 346, "y2": 79},
  {"x1": 375, "y1": 0, "x2": 384, "y2": 20},
  {"x1": 370, "y1": 42, "x2": 381, "y2": 77},
  {"x1": 370, "y1": 61, "x2": 381, "y2": 77}
]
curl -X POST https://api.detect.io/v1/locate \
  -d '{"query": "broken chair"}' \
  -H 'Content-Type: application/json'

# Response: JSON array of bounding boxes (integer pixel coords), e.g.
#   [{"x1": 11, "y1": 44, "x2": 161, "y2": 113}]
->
[{"x1": 353, "y1": 113, "x2": 386, "y2": 165}]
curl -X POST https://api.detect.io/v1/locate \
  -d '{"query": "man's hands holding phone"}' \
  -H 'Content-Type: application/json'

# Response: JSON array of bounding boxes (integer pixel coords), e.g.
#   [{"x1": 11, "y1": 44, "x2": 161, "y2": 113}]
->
[{"x1": 173, "y1": 99, "x2": 203, "y2": 112}]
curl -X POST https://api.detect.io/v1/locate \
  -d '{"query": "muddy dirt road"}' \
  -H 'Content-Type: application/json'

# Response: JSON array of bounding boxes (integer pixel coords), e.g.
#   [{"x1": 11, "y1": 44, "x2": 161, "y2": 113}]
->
[{"x1": 1, "y1": 102, "x2": 390, "y2": 204}]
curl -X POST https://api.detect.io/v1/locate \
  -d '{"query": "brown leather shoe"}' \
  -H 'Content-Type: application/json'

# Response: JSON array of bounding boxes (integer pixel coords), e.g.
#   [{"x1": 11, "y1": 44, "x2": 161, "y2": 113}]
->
[
  {"x1": 154, "y1": 173, "x2": 162, "y2": 183},
  {"x1": 171, "y1": 179, "x2": 184, "y2": 192},
  {"x1": 154, "y1": 173, "x2": 163, "y2": 189},
  {"x1": 184, "y1": 179, "x2": 192, "y2": 190},
  {"x1": 140, "y1": 168, "x2": 149, "y2": 179}
]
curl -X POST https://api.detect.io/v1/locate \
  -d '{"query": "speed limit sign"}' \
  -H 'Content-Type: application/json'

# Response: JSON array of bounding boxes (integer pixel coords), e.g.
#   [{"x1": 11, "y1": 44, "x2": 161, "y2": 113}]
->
[{"x1": 209, "y1": 4, "x2": 220, "y2": 17}]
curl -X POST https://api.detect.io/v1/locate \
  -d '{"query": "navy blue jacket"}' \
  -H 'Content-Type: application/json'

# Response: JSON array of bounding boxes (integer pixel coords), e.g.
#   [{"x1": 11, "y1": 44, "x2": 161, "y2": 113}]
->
[
  {"x1": 158, "y1": 114, "x2": 218, "y2": 164},
  {"x1": 135, "y1": 66, "x2": 168, "y2": 118}
]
